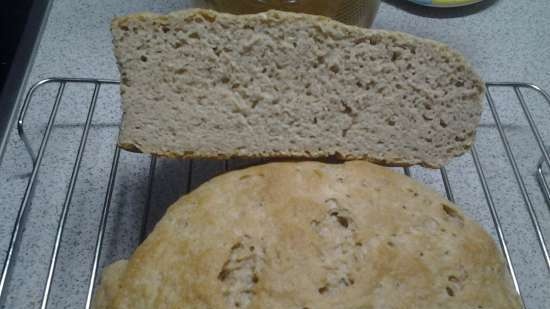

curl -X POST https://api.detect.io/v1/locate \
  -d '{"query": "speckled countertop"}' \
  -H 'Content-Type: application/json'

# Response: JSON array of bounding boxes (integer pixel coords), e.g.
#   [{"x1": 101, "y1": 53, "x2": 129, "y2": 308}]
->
[{"x1": 0, "y1": 0, "x2": 549, "y2": 308}]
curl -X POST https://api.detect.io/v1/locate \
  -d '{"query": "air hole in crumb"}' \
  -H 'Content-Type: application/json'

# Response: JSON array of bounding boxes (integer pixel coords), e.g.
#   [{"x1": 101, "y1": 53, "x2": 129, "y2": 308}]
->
[
  {"x1": 369, "y1": 36, "x2": 381, "y2": 45},
  {"x1": 329, "y1": 64, "x2": 340, "y2": 74},
  {"x1": 341, "y1": 102, "x2": 353, "y2": 114},
  {"x1": 162, "y1": 26, "x2": 169, "y2": 33},
  {"x1": 313, "y1": 117, "x2": 318, "y2": 124},
  {"x1": 446, "y1": 286, "x2": 455, "y2": 297},
  {"x1": 172, "y1": 41, "x2": 185, "y2": 48},
  {"x1": 221, "y1": 76, "x2": 230, "y2": 83},
  {"x1": 448, "y1": 275, "x2": 459, "y2": 283},
  {"x1": 213, "y1": 47, "x2": 221, "y2": 56},
  {"x1": 391, "y1": 51, "x2": 401, "y2": 62},
  {"x1": 317, "y1": 55, "x2": 325, "y2": 64},
  {"x1": 387, "y1": 241, "x2": 395, "y2": 247},
  {"x1": 189, "y1": 32, "x2": 200, "y2": 39},
  {"x1": 440, "y1": 119, "x2": 448, "y2": 128},
  {"x1": 140, "y1": 55, "x2": 148, "y2": 62},
  {"x1": 318, "y1": 286, "x2": 328, "y2": 294}
]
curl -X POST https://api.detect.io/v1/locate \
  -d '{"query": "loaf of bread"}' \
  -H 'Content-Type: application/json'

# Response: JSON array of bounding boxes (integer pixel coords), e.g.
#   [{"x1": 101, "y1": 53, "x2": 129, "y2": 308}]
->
[
  {"x1": 93, "y1": 161, "x2": 520, "y2": 309},
  {"x1": 111, "y1": 9, "x2": 484, "y2": 168}
]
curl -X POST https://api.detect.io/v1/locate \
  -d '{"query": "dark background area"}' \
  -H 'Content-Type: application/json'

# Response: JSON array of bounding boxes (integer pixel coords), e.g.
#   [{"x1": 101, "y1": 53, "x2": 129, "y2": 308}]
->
[
  {"x1": 0, "y1": 0, "x2": 49, "y2": 161},
  {"x1": 0, "y1": 0, "x2": 36, "y2": 93}
]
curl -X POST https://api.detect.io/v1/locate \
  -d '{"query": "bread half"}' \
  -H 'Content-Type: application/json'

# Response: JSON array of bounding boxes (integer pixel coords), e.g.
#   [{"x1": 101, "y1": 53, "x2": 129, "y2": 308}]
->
[{"x1": 112, "y1": 9, "x2": 484, "y2": 168}]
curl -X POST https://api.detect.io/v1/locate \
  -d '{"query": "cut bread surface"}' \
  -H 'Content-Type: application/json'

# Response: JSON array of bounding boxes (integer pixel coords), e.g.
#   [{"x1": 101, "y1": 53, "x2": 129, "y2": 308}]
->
[{"x1": 112, "y1": 9, "x2": 484, "y2": 168}]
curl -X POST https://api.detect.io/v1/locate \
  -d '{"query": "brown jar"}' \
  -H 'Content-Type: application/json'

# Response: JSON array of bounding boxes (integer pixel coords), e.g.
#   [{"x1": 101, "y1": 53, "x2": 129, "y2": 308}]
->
[{"x1": 206, "y1": 0, "x2": 380, "y2": 27}]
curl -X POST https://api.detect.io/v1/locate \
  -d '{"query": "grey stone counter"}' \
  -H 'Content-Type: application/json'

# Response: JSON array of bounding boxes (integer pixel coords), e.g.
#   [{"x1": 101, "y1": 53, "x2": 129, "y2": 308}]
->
[{"x1": 0, "y1": 0, "x2": 549, "y2": 308}]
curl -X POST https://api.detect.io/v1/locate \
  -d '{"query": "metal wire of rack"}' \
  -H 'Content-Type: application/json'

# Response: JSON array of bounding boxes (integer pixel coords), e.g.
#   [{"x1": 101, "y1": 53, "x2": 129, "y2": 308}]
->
[{"x1": 0, "y1": 77, "x2": 549, "y2": 308}]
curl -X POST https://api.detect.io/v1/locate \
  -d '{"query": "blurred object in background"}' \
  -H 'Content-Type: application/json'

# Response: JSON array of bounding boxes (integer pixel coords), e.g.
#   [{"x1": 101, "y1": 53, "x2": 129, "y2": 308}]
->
[
  {"x1": 205, "y1": 0, "x2": 380, "y2": 27},
  {"x1": 0, "y1": 0, "x2": 35, "y2": 93},
  {"x1": 406, "y1": 0, "x2": 483, "y2": 7}
]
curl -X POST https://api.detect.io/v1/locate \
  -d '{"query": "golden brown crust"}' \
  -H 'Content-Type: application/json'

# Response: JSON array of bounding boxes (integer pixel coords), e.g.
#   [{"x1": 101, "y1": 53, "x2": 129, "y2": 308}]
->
[
  {"x1": 93, "y1": 161, "x2": 519, "y2": 309},
  {"x1": 118, "y1": 141, "x2": 462, "y2": 169}
]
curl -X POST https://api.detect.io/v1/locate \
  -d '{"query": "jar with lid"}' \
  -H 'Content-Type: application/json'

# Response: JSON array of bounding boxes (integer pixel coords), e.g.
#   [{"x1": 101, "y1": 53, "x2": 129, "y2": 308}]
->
[{"x1": 206, "y1": 0, "x2": 380, "y2": 27}]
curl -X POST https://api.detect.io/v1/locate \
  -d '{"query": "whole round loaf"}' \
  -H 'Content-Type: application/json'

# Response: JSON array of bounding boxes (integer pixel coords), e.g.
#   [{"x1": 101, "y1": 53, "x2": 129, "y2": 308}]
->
[{"x1": 93, "y1": 161, "x2": 520, "y2": 309}]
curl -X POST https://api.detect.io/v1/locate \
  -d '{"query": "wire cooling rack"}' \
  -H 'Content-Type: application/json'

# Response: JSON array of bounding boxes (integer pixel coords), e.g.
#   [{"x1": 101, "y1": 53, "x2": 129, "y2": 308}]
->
[{"x1": 0, "y1": 77, "x2": 549, "y2": 309}]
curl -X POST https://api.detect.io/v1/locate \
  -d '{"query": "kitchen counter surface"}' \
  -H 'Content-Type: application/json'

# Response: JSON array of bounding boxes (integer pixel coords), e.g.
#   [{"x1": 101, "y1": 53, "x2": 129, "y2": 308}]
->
[{"x1": 1, "y1": 0, "x2": 549, "y2": 308}]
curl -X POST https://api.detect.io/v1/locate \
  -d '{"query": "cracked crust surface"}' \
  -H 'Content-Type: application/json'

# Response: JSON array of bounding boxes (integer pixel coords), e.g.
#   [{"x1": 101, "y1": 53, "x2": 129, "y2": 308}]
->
[
  {"x1": 93, "y1": 161, "x2": 520, "y2": 309},
  {"x1": 112, "y1": 9, "x2": 484, "y2": 168}
]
